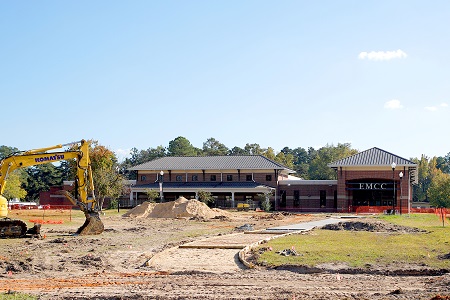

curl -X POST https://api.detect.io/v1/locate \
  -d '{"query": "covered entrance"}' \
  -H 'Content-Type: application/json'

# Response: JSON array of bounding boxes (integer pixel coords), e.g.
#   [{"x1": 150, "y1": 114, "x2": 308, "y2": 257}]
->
[{"x1": 347, "y1": 180, "x2": 396, "y2": 208}]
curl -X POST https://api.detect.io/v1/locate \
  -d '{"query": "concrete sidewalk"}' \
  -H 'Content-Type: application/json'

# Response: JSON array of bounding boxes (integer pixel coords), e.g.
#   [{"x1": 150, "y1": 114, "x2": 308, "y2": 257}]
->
[{"x1": 266, "y1": 217, "x2": 343, "y2": 232}]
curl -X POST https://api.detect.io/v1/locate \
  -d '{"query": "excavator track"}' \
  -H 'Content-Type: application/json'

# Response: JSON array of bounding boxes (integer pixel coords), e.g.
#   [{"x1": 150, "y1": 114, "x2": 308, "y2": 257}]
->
[{"x1": 0, "y1": 218, "x2": 27, "y2": 238}]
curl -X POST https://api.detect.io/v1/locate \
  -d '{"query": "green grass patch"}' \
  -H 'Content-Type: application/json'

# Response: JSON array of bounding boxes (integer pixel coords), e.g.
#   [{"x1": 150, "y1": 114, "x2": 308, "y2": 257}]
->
[
  {"x1": 0, "y1": 292, "x2": 37, "y2": 300},
  {"x1": 257, "y1": 214, "x2": 450, "y2": 269}
]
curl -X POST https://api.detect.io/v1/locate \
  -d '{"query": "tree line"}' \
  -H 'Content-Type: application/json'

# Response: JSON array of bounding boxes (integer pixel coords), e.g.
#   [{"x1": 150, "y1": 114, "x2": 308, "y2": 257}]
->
[{"x1": 1, "y1": 136, "x2": 449, "y2": 209}]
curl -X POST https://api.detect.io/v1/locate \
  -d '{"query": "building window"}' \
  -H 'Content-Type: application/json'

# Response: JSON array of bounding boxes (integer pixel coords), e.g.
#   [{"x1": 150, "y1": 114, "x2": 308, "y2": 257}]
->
[
  {"x1": 192, "y1": 175, "x2": 198, "y2": 181},
  {"x1": 294, "y1": 190, "x2": 300, "y2": 207},
  {"x1": 176, "y1": 175, "x2": 182, "y2": 182},
  {"x1": 266, "y1": 175, "x2": 272, "y2": 181},
  {"x1": 320, "y1": 190, "x2": 326, "y2": 208},
  {"x1": 227, "y1": 175, "x2": 233, "y2": 181},
  {"x1": 141, "y1": 175, "x2": 146, "y2": 182},
  {"x1": 246, "y1": 175, "x2": 252, "y2": 181},
  {"x1": 210, "y1": 175, "x2": 216, "y2": 181},
  {"x1": 280, "y1": 190, "x2": 286, "y2": 207}
]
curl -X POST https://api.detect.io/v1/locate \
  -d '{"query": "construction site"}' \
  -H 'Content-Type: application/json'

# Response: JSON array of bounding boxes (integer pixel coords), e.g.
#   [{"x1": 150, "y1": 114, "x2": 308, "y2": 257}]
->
[{"x1": 0, "y1": 197, "x2": 448, "y2": 299}]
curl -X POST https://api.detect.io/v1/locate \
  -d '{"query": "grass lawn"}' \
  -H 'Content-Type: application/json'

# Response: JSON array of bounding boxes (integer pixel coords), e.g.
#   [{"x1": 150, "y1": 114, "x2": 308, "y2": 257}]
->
[
  {"x1": 0, "y1": 293, "x2": 37, "y2": 300},
  {"x1": 256, "y1": 214, "x2": 450, "y2": 269}
]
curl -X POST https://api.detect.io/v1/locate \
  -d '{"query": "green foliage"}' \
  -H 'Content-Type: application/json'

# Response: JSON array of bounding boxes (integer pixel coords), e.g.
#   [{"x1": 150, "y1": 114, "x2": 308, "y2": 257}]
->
[
  {"x1": 3, "y1": 171, "x2": 27, "y2": 200},
  {"x1": 308, "y1": 143, "x2": 358, "y2": 180},
  {"x1": 0, "y1": 292, "x2": 38, "y2": 300},
  {"x1": 229, "y1": 146, "x2": 247, "y2": 155},
  {"x1": 258, "y1": 192, "x2": 272, "y2": 212},
  {"x1": 202, "y1": 137, "x2": 229, "y2": 156},
  {"x1": 428, "y1": 172, "x2": 450, "y2": 208},
  {"x1": 167, "y1": 136, "x2": 200, "y2": 156},
  {"x1": 411, "y1": 155, "x2": 444, "y2": 202},
  {"x1": 244, "y1": 143, "x2": 265, "y2": 155},
  {"x1": 108, "y1": 198, "x2": 119, "y2": 209},
  {"x1": 197, "y1": 190, "x2": 214, "y2": 204},
  {"x1": 145, "y1": 188, "x2": 159, "y2": 202},
  {"x1": 25, "y1": 164, "x2": 63, "y2": 201},
  {"x1": 0, "y1": 145, "x2": 19, "y2": 160},
  {"x1": 86, "y1": 141, "x2": 125, "y2": 210},
  {"x1": 436, "y1": 152, "x2": 450, "y2": 174}
]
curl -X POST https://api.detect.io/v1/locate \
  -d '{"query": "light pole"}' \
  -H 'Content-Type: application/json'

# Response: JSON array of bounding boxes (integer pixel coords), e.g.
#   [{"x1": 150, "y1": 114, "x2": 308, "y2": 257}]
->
[
  {"x1": 399, "y1": 171, "x2": 403, "y2": 215},
  {"x1": 159, "y1": 170, "x2": 164, "y2": 203},
  {"x1": 391, "y1": 162, "x2": 396, "y2": 214}
]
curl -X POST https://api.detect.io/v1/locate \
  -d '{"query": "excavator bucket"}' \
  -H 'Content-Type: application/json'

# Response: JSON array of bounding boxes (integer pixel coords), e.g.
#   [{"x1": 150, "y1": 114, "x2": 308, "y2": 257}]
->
[
  {"x1": 58, "y1": 190, "x2": 104, "y2": 235},
  {"x1": 76, "y1": 211, "x2": 104, "y2": 235}
]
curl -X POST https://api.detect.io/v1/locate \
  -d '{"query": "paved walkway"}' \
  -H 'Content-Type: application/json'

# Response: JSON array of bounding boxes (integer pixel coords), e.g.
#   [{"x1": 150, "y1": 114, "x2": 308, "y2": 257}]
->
[{"x1": 266, "y1": 217, "x2": 343, "y2": 231}]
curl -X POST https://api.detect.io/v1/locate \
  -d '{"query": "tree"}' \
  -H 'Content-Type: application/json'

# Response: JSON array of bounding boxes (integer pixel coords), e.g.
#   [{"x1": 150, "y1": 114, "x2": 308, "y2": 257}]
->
[
  {"x1": 0, "y1": 145, "x2": 19, "y2": 160},
  {"x1": 281, "y1": 146, "x2": 309, "y2": 178},
  {"x1": 244, "y1": 143, "x2": 265, "y2": 155},
  {"x1": 120, "y1": 146, "x2": 166, "y2": 179},
  {"x1": 197, "y1": 190, "x2": 214, "y2": 205},
  {"x1": 89, "y1": 141, "x2": 124, "y2": 211},
  {"x1": 167, "y1": 136, "x2": 199, "y2": 156},
  {"x1": 427, "y1": 172, "x2": 450, "y2": 227},
  {"x1": 229, "y1": 146, "x2": 247, "y2": 155},
  {"x1": 308, "y1": 143, "x2": 358, "y2": 180},
  {"x1": 411, "y1": 155, "x2": 442, "y2": 202},
  {"x1": 145, "y1": 189, "x2": 159, "y2": 203},
  {"x1": 93, "y1": 165, "x2": 124, "y2": 211},
  {"x1": 202, "y1": 138, "x2": 229, "y2": 156},
  {"x1": 262, "y1": 147, "x2": 276, "y2": 161},
  {"x1": 436, "y1": 152, "x2": 450, "y2": 174},
  {"x1": 3, "y1": 171, "x2": 27, "y2": 200},
  {"x1": 25, "y1": 164, "x2": 63, "y2": 201},
  {"x1": 258, "y1": 192, "x2": 272, "y2": 212},
  {"x1": 275, "y1": 152, "x2": 295, "y2": 170}
]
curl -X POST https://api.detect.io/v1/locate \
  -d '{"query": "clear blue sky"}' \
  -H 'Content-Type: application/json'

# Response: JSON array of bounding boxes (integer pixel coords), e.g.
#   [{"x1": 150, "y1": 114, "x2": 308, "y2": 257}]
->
[{"x1": 1, "y1": 1, "x2": 449, "y2": 161}]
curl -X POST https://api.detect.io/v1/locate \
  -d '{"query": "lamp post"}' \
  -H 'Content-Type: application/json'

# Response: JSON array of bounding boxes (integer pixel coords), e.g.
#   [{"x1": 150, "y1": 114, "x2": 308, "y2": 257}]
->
[
  {"x1": 399, "y1": 171, "x2": 403, "y2": 215},
  {"x1": 391, "y1": 162, "x2": 396, "y2": 214},
  {"x1": 159, "y1": 170, "x2": 164, "y2": 203}
]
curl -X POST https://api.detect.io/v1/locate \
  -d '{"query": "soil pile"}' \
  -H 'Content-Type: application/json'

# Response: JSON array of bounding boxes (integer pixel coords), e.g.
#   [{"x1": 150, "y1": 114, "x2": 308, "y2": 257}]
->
[
  {"x1": 322, "y1": 220, "x2": 426, "y2": 233},
  {"x1": 251, "y1": 212, "x2": 294, "y2": 220},
  {"x1": 123, "y1": 197, "x2": 230, "y2": 219}
]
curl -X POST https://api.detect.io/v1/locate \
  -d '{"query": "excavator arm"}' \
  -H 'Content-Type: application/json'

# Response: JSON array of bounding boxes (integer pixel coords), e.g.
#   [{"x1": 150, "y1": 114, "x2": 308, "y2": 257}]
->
[{"x1": 0, "y1": 140, "x2": 104, "y2": 236}]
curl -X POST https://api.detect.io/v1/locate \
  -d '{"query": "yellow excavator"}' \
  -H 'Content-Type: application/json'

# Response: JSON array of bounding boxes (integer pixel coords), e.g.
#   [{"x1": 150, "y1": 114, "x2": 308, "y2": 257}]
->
[{"x1": 0, "y1": 140, "x2": 104, "y2": 237}]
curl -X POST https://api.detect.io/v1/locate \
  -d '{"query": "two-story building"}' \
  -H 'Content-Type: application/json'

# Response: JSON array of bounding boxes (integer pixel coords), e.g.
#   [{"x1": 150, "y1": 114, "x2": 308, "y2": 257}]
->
[
  {"x1": 128, "y1": 147, "x2": 417, "y2": 214},
  {"x1": 127, "y1": 155, "x2": 294, "y2": 208}
]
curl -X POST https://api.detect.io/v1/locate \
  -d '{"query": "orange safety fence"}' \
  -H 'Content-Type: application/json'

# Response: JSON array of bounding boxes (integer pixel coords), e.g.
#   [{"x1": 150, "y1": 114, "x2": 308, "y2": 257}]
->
[
  {"x1": 355, "y1": 206, "x2": 449, "y2": 215},
  {"x1": 7, "y1": 205, "x2": 74, "y2": 223},
  {"x1": 29, "y1": 219, "x2": 64, "y2": 224}
]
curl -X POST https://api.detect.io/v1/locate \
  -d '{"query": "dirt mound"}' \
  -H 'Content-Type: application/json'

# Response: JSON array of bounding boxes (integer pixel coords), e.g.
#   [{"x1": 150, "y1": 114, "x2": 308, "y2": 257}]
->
[
  {"x1": 122, "y1": 201, "x2": 157, "y2": 218},
  {"x1": 322, "y1": 220, "x2": 426, "y2": 233},
  {"x1": 251, "y1": 212, "x2": 293, "y2": 220},
  {"x1": 123, "y1": 197, "x2": 230, "y2": 219}
]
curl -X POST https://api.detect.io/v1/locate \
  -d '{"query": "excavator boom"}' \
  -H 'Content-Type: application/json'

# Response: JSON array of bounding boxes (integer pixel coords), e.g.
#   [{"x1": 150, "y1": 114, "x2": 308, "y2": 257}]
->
[{"x1": 0, "y1": 140, "x2": 104, "y2": 237}]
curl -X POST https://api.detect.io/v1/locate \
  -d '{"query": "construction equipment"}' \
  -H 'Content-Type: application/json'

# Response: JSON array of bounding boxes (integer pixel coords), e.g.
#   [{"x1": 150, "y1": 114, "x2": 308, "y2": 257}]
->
[
  {"x1": 0, "y1": 140, "x2": 104, "y2": 237},
  {"x1": 237, "y1": 203, "x2": 250, "y2": 211}
]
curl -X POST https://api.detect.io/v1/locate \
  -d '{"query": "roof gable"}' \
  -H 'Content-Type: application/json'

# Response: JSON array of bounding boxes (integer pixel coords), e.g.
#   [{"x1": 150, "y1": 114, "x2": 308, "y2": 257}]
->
[
  {"x1": 129, "y1": 155, "x2": 292, "y2": 171},
  {"x1": 328, "y1": 147, "x2": 417, "y2": 167}
]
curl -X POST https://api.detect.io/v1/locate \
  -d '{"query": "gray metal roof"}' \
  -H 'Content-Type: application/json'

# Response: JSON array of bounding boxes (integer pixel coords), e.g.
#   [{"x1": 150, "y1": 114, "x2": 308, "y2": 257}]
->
[
  {"x1": 129, "y1": 155, "x2": 292, "y2": 171},
  {"x1": 132, "y1": 181, "x2": 275, "y2": 189},
  {"x1": 328, "y1": 147, "x2": 417, "y2": 167}
]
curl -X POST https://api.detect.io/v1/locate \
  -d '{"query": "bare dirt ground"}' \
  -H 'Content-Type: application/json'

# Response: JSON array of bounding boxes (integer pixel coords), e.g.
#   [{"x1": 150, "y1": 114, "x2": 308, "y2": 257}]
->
[{"x1": 1, "y1": 207, "x2": 449, "y2": 300}]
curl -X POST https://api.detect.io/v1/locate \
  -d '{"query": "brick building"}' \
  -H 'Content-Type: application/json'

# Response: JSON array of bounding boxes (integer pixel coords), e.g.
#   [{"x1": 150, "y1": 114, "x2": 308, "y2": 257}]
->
[
  {"x1": 128, "y1": 148, "x2": 417, "y2": 214},
  {"x1": 280, "y1": 147, "x2": 417, "y2": 213},
  {"x1": 128, "y1": 155, "x2": 293, "y2": 208}
]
